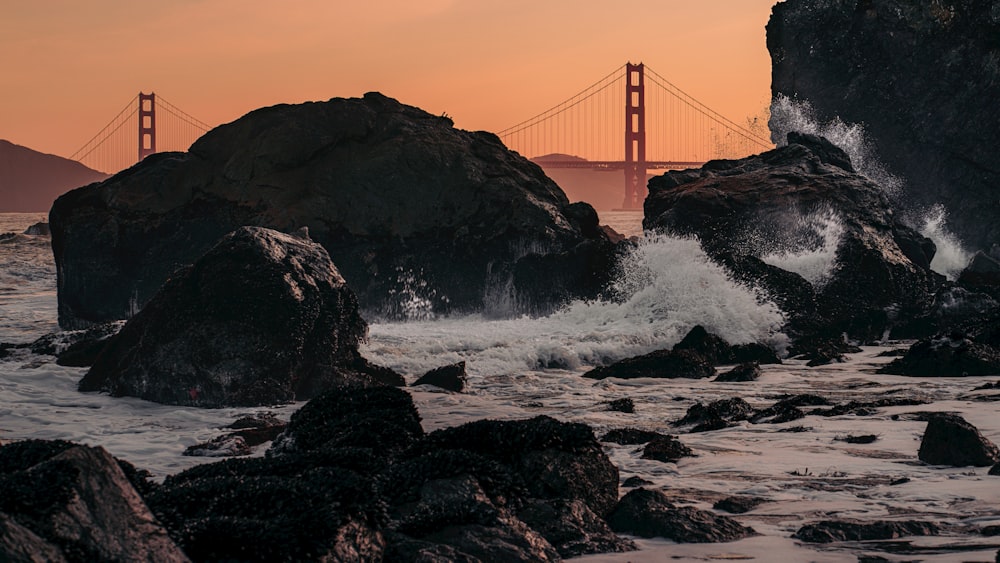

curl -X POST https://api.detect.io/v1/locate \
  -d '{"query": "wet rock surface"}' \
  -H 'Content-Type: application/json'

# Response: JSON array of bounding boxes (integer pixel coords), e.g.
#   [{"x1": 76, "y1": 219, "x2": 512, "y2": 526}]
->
[
  {"x1": 78, "y1": 227, "x2": 401, "y2": 407},
  {"x1": 583, "y1": 349, "x2": 716, "y2": 380},
  {"x1": 50, "y1": 93, "x2": 619, "y2": 329},
  {"x1": 0, "y1": 440, "x2": 188, "y2": 562},
  {"x1": 768, "y1": 0, "x2": 1000, "y2": 249},
  {"x1": 714, "y1": 361, "x2": 762, "y2": 382},
  {"x1": 645, "y1": 133, "x2": 942, "y2": 343},
  {"x1": 412, "y1": 361, "x2": 468, "y2": 392},
  {"x1": 879, "y1": 333, "x2": 1000, "y2": 377},
  {"x1": 641, "y1": 435, "x2": 695, "y2": 463},
  {"x1": 793, "y1": 519, "x2": 940, "y2": 543},
  {"x1": 917, "y1": 413, "x2": 1000, "y2": 467}
]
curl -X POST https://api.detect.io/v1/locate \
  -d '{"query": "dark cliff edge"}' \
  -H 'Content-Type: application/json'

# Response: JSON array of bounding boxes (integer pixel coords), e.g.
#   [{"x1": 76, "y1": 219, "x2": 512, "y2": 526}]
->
[{"x1": 768, "y1": 0, "x2": 1000, "y2": 250}]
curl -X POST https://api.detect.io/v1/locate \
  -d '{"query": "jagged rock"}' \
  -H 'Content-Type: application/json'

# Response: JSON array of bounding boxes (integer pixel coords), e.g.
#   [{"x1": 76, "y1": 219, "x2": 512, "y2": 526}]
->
[
  {"x1": 917, "y1": 413, "x2": 999, "y2": 467},
  {"x1": 517, "y1": 499, "x2": 636, "y2": 558},
  {"x1": 674, "y1": 325, "x2": 780, "y2": 365},
  {"x1": 606, "y1": 397, "x2": 635, "y2": 413},
  {"x1": 715, "y1": 362, "x2": 762, "y2": 382},
  {"x1": 645, "y1": 132, "x2": 941, "y2": 342},
  {"x1": 878, "y1": 333, "x2": 1000, "y2": 377},
  {"x1": 749, "y1": 394, "x2": 830, "y2": 425},
  {"x1": 607, "y1": 488, "x2": 755, "y2": 543},
  {"x1": 79, "y1": 227, "x2": 402, "y2": 407},
  {"x1": 674, "y1": 398, "x2": 754, "y2": 430},
  {"x1": 582, "y1": 349, "x2": 716, "y2": 380},
  {"x1": 960, "y1": 252, "x2": 1000, "y2": 295},
  {"x1": 769, "y1": 0, "x2": 1000, "y2": 249},
  {"x1": 600, "y1": 428, "x2": 667, "y2": 445},
  {"x1": 22, "y1": 222, "x2": 49, "y2": 236},
  {"x1": 641, "y1": 435, "x2": 695, "y2": 463},
  {"x1": 50, "y1": 92, "x2": 619, "y2": 329},
  {"x1": 271, "y1": 385, "x2": 424, "y2": 457},
  {"x1": 790, "y1": 337, "x2": 862, "y2": 366},
  {"x1": 147, "y1": 454, "x2": 387, "y2": 562},
  {"x1": 713, "y1": 496, "x2": 766, "y2": 514},
  {"x1": 0, "y1": 513, "x2": 67, "y2": 563},
  {"x1": 0, "y1": 440, "x2": 188, "y2": 562},
  {"x1": 793, "y1": 519, "x2": 939, "y2": 543},
  {"x1": 412, "y1": 361, "x2": 467, "y2": 392},
  {"x1": 412, "y1": 415, "x2": 619, "y2": 517}
]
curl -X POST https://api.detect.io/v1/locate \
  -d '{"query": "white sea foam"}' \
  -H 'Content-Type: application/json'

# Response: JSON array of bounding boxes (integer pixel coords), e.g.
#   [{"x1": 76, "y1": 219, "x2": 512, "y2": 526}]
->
[
  {"x1": 769, "y1": 95, "x2": 903, "y2": 194},
  {"x1": 759, "y1": 207, "x2": 844, "y2": 287},
  {"x1": 363, "y1": 233, "x2": 786, "y2": 377},
  {"x1": 918, "y1": 204, "x2": 972, "y2": 281}
]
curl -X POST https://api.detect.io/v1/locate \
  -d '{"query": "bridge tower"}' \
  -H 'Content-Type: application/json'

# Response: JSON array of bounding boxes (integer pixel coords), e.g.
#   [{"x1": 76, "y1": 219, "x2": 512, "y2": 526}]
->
[
  {"x1": 623, "y1": 63, "x2": 646, "y2": 210},
  {"x1": 138, "y1": 92, "x2": 156, "y2": 162}
]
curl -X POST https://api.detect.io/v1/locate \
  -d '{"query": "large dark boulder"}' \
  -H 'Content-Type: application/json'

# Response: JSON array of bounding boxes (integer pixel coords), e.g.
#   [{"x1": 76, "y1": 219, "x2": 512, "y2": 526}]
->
[
  {"x1": 917, "y1": 413, "x2": 1000, "y2": 467},
  {"x1": 0, "y1": 440, "x2": 188, "y2": 562},
  {"x1": 412, "y1": 361, "x2": 468, "y2": 392},
  {"x1": 645, "y1": 132, "x2": 942, "y2": 341},
  {"x1": 607, "y1": 488, "x2": 755, "y2": 543},
  {"x1": 768, "y1": 0, "x2": 1000, "y2": 250},
  {"x1": 79, "y1": 227, "x2": 400, "y2": 407},
  {"x1": 674, "y1": 325, "x2": 780, "y2": 366},
  {"x1": 50, "y1": 92, "x2": 618, "y2": 329}
]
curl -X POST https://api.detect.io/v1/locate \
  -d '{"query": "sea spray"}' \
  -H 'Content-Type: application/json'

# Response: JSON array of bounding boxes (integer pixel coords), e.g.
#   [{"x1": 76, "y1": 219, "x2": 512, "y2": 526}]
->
[
  {"x1": 759, "y1": 207, "x2": 844, "y2": 287},
  {"x1": 769, "y1": 95, "x2": 903, "y2": 194},
  {"x1": 363, "y1": 233, "x2": 786, "y2": 377},
  {"x1": 918, "y1": 204, "x2": 971, "y2": 280}
]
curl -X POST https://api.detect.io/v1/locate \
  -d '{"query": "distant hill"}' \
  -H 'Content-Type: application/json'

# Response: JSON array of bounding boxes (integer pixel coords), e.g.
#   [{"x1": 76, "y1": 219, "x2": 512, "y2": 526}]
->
[
  {"x1": 532, "y1": 153, "x2": 652, "y2": 211},
  {"x1": 0, "y1": 139, "x2": 109, "y2": 212}
]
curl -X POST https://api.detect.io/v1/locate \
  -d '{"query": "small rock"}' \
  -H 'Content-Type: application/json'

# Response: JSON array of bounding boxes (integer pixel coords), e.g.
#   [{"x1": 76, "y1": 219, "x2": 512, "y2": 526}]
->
[
  {"x1": 918, "y1": 414, "x2": 1000, "y2": 467},
  {"x1": 835, "y1": 434, "x2": 879, "y2": 444},
  {"x1": 713, "y1": 496, "x2": 765, "y2": 514},
  {"x1": 412, "y1": 361, "x2": 467, "y2": 392},
  {"x1": 23, "y1": 222, "x2": 50, "y2": 236},
  {"x1": 606, "y1": 397, "x2": 635, "y2": 413},
  {"x1": 621, "y1": 476, "x2": 653, "y2": 488},
  {"x1": 674, "y1": 398, "x2": 753, "y2": 427},
  {"x1": 582, "y1": 349, "x2": 716, "y2": 380},
  {"x1": 793, "y1": 519, "x2": 938, "y2": 543},
  {"x1": 607, "y1": 488, "x2": 756, "y2": 543},
  {"x1": 641, "y1": 435, "x2": 694, "y2": 463},
  {"x1": 714, "y1": 362, "x2": 761, "y2": 382},
  {"x1": 183, "y1": 435, "x2": 251, "y2": 457},
  {"x1": 600, "y1": 429, "x2": 666, "y2": 445}
]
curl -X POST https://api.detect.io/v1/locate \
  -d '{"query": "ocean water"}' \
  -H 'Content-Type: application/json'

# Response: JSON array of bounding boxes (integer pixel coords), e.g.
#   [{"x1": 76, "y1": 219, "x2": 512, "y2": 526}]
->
[{"x1": 2, "y1": 211, "x2": 999, "y2": 561}]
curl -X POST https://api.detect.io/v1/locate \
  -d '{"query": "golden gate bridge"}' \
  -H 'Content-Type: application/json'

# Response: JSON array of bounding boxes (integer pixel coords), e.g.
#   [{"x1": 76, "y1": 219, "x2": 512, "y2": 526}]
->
[{"x1": 70, "y1": 62, "x2": 772, "y2": 209}]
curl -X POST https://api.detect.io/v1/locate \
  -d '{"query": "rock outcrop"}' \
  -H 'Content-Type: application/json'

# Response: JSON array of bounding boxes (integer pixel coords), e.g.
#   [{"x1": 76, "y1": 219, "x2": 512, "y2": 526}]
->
[
  {"x1": 607, "y1": 488, "x2": 755, "y2": 543},
  {"x1": 768, "y1": 0, "x2": 1000, "y2": 250},
  {"x1": 645, "y1": 132, "x2": 942, "y2": 341},
  {"x1": 879, "y1": 333, "x2": 1000, "y2": 377},
  {"x1": 50, "y1": 92, "x2": 618, "y2": 329},
  {"x1": 79, "y1": 227, "x2": 401, "y2": 407},
  {"x1": 0, "y1": 440, "x2": 188, "y2": 562}
]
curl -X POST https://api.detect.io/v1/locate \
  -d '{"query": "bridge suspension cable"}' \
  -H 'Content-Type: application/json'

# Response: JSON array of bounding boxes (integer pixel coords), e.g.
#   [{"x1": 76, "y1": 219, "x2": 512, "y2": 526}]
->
[{"x1": 69, "y1": 93, "x2": 212, "y2": 175}]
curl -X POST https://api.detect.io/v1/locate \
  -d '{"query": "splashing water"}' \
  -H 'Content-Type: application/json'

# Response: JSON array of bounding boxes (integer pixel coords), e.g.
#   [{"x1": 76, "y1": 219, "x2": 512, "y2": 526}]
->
[
  {"x1": 759, "y1": 207, "x2": 845, "y2": 287},
  {"x1": 362, "y1": 234, "x2": 786, "y2": 377},
  {"x1": 769, "y1": 95, "x2": 903, "y2": 194},
  {"x1": 918, "y1": 204, "x2": 971, "y2": 281}
]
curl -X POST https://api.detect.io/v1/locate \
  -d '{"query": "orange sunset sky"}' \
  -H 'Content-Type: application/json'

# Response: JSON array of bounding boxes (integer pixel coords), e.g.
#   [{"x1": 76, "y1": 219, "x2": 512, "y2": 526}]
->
[{"x1": 2, "y1": 0, "x2": 779, "y2": 161}]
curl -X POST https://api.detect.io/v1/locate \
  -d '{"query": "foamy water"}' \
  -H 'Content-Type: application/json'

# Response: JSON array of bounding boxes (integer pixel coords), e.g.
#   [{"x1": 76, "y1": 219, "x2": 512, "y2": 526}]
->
[
  {"x1": 2, "y1": 212, "x2": 999, "y2": 561},
  {"x1": 760, "y1": 207, "x2": 844, "y2": 287},
  {"x1": 919, "y1": 204, "x2": 973, "y2": 281}
]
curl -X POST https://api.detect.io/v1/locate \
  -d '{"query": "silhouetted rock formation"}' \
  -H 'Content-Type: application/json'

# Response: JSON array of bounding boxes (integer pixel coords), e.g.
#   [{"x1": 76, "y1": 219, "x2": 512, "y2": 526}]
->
[
  {"x1": 0, "y1": 140, "x2": 108, "y2": 213},
  {"x1": 768, "y1": 0, "x2": 1000, "y2": 250},
  {"x1": 79, "y1": 227, "x2": 401, "y2": 407},
  {"x1": 50, "y1": 93, "x2": 619, "y2": 329},
  {"x1": 917, "y1": 413, "x2": 1000, "y2": 466},
  {"x1": 645, "y1": 132, "x2": 942, "y2": 341}
]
